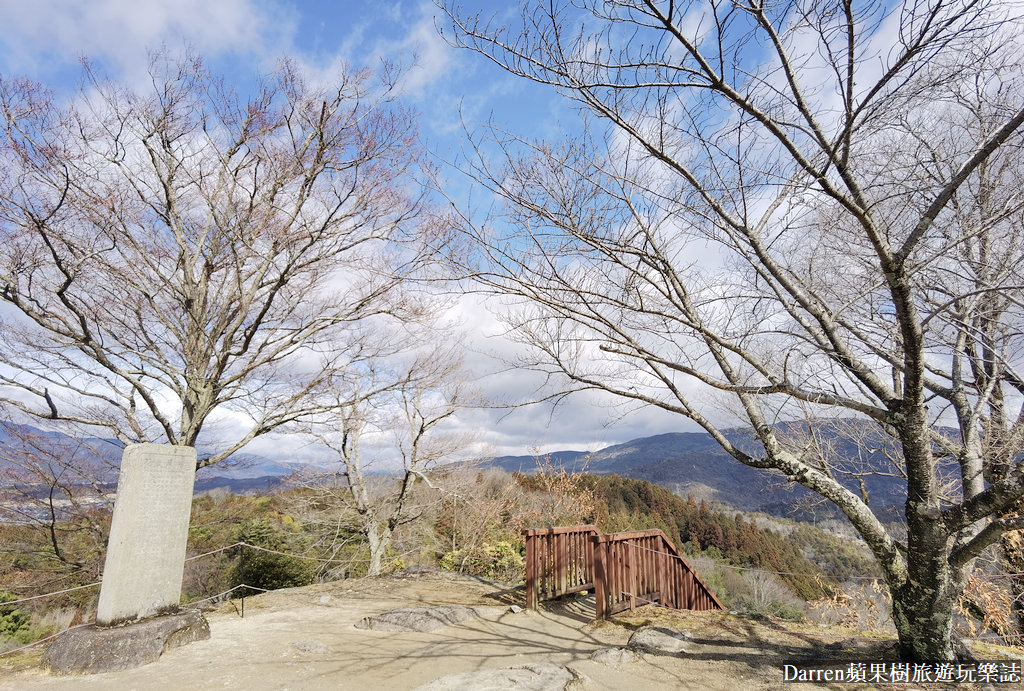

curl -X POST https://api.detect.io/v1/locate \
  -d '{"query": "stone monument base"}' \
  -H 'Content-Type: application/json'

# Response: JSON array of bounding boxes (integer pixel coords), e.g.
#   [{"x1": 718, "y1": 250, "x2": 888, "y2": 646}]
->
[{"x1": 42, "y1": 609, "x2": 210, "y2": 675}]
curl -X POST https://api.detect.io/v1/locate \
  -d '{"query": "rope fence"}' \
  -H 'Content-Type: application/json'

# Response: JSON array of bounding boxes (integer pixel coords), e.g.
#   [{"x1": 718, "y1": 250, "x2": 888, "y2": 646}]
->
[
  {"x1": 1, "y1": 582, "x2": 102, "y2": 607},
  {"x1": 0, "y1": 623, "x2": 94, "y2": 659},
  {"x1": 3, "y1": 538, "x2": 1023, "y2": 657},
  {"x1": 0, "y1": 582, "x2": 275, "y2": 659},
  {"x1": 0, "y1": 540, "x2": 414, "y2": 658},
  {"x1": 187, "y1": 583, "x2": 271, "y2": 607}
]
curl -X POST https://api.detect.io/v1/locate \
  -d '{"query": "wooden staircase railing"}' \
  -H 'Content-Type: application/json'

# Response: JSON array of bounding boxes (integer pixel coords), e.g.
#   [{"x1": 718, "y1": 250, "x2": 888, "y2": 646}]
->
[
  {"x1": 592, "y1": 529, "x2": 724, "y2": 617},
  {"x1": 523, "y1": 526, "x2": 724, "y2": 618},
  {"x1": 522, "y1": 525, "x2": 599, "y2": 610}
]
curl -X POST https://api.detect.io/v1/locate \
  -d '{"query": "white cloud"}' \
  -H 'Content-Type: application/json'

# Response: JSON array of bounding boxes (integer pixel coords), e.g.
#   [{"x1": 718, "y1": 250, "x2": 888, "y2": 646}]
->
[
  {"x1": 393, "y1": 10, "x2": 453, "y2": 97},
  {"x1": 0, "y1": 0, "x2": 296, "y2": 83},
  {"x1": 425, "y1": 292, "x2": 705, "y2": 460}
]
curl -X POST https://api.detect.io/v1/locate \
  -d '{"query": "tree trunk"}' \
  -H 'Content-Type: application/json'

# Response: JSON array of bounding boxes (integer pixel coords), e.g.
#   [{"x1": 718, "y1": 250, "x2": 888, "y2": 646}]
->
[
  {"x1": 889, "y1": 564, "x2": 966, "y2": 660},
  {"x1": 365, "y1": 525, "x2": 393, "y2": 577}
]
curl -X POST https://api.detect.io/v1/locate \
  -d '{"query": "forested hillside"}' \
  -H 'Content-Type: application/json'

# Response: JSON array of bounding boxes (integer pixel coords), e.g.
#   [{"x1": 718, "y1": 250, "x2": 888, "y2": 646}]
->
[{"x1": 1, "y1": 467, "x2": 894, "y2": 653}]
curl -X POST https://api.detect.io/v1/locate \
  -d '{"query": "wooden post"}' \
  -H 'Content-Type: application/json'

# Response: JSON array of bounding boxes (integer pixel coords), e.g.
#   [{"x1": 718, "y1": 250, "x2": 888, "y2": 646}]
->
[
  {"x1": 556, "y1": 533, "x2": 566, "y2": 596},
  {"x1": 585, "y1": 531, "x2": 594, "y2": 590},
  {"x1": 593, "y1": 535, "x2": 607, "y2": 619},
  {"x1": 523, "y1": 530, "x2": 538, "y2": 610},
  {"x1": 625, "y1": 540, "x2": 633, "y2": 612}
]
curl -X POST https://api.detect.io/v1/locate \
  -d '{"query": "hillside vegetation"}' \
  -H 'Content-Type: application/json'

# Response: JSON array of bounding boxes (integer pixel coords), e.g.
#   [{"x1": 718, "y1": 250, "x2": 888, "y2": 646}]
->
[{"x1": 0, "y1": 467, "x2": 987, "y2": 653}]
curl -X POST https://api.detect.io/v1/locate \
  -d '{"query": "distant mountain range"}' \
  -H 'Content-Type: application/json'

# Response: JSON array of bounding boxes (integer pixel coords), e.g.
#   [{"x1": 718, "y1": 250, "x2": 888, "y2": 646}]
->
[
  {"x1": 484, "y1": 424, "x2": 910, "y2": 521},
  {"x1": 2, "y1": 419, "x2": 913, "y2": 520},
  {"x1": 0, "y1": 422, "x2": 300, "y2": 495}
]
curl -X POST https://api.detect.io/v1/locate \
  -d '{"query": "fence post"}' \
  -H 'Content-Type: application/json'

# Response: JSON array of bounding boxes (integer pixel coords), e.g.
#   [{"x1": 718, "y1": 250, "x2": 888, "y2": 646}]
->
[
  {"x1": 238, "y1": 542, "x2": 246, "y2": 618},
  {"x1": 523, "y1": 530, "x2": 538, "y2": 610},
  {"x1": 585, "y1": 530, "x2": 594, "y2": 589},
  {"x1": 592, "y1": 535, "x2": 607, "y2": 619}
]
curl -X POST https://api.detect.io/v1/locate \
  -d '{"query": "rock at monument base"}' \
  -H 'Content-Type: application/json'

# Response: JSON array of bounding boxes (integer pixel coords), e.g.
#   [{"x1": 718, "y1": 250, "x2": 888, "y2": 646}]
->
[{"x1": 41, "y1": 610, "x2": 210, "y2": 675}]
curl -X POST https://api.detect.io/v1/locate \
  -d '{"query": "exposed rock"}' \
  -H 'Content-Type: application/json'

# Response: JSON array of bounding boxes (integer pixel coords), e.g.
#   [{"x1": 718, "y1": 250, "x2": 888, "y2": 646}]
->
[
  {"x1": 355, "y1": 605, "x2": 492, "y2": 632},
  {"x1": 292, "y1": 640, "x2": 329, "y2": 654},
  {"x1": 41, "y1": 610, "x2": 210, "y2": 675},
  {"x1": 318, "y1": 594, "x2": 332, "y2": 605},
  {"x1": 590, "y1": 646, "x2": 643, "y2": 665},
  {"x1": 413, "y1": 663, "x2": 576, "y2": 690},
  {"x1": 627, "y1": 626, "x2": 692, "y2": 654}
]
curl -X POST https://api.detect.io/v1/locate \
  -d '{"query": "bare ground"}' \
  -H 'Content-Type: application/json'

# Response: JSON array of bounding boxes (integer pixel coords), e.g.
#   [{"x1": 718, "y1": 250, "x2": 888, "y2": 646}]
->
[{"x1": 1, "y1": 571, "x2": 1020, "y2": 690}]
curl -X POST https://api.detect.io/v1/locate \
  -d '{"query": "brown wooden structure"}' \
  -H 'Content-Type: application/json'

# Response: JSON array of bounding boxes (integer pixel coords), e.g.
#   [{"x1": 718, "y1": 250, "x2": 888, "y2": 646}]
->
[
  {"x1": 523, "y1": 526, "x2": 724, "y2": 618},
  {"x1": 521, "y1": 525, "x2": 600, "y2": 610}
]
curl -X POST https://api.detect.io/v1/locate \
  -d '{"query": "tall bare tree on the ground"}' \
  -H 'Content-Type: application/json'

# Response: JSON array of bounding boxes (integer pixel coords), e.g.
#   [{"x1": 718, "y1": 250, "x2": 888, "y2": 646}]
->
[
  {"x1": 0, "y1": 53, "x2": 438, "y2": 466},
  {"x1": 440, "y1": 0, "x2": 1024, "y2": 660},
  {"x1": 293, "y1": 345, "x2": 472, "y2": 577}
]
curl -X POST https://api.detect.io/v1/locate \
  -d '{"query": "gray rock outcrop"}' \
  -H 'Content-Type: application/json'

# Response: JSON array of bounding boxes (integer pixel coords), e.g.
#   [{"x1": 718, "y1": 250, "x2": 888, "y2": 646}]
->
[
  {"x1": 591, "y1": 646, "x2": 643, "y2": 665},
  {"x1": 41, "y1": 609, "x2": 210, "y2": 675},
  {"x1": 414, "y1": 663, "x2": 577, "y2": 690},
  {"x1": 291, "y1": 640, "x2": 329, "y2": 654},
  {"x1": 355, "y1": 605, "x2": 493, "y2": 632},
  {"x1": 626, "y1": 625, "x2": 693, "y2": 655}
]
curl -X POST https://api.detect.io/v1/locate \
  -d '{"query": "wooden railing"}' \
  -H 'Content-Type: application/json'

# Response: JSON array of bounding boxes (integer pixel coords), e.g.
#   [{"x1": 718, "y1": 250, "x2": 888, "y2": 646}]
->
[
  {"x1": 592, "y1": 529, "x2": 724, "y2": 617},
  {"x1": 523, "y1": 526, "x2": 724, "y2": 618},
  {"x1": 522, "y1": 525, "x2": 599, "y2": 610}
]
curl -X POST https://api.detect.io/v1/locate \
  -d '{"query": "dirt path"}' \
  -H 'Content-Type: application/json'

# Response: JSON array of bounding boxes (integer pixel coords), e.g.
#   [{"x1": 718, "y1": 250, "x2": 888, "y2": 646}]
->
[{"x1": 0, "y1": 572, "x2": 1018, "y2": 690}]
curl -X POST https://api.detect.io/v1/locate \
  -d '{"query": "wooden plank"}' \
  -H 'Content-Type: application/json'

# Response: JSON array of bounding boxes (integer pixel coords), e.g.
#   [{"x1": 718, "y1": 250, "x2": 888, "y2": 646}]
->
[
  {"x1": 579, "y1": 532, "x2": 585, "y2": 587},
  {"x1": 560, "y1": 581, "x2": 594, "y2": 596},
  {"x1": 608, "y1": 599, "x2": 632, "y2": 616},
  {"x1": 561, "y1": 532, "x2": 569, "y2": 597},
  {"x1": 544, "y1": 534, "x2": 552, "y2": 599},
  {"x1": 585, "y1": 533, "x2": 594, "y2": 586},
  {"x1": 658, "y1": 545, "x2": 666, "y2": 608},
  {"x1": 624, "y1": 541, "x2": 633, "y2": 612},
  {"x1": 602, "y1": 529, "x2": 662, "y2": 541},
  {"x1": 524, "y1": 532, "x2": 537, "y2": 610},
  {"x1": 521, "y1": 525, "x2": 600, "y2": 537},
  {"x1": 538, "y1": 534, "x2": 547, "y2": 600},
  {"x1": 593, "y1": 536, "x2": 607, "y2": 619},
  {"x1": 613, "y1": 542, "x2": 621, "y2": 614}
]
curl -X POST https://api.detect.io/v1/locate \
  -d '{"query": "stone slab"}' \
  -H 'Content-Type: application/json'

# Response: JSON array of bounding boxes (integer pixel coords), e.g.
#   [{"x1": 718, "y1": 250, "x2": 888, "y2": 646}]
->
[
  {"x1": 354, "y1": 605, "x2": 497, "y2": 632},
  {"x1": 41, "y1": 610, "x2": 210, "y2": 675},
  {"x1": 96, "y1": 443, "x2": 197, "y2": 625},
  {"x1": 591, "y1": 646, "x2": 643, "y2": 665},
  {"x1": 414, "y1": 663, "x2": 577, "y2": 690}
]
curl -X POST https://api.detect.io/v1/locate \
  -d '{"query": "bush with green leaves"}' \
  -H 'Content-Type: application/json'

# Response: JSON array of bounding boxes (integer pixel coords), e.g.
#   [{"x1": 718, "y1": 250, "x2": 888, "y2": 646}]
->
[
  {"x1": 233, "y1": 518, "x2": 316, "y2": 593},
  {"x1": 0, "y1": 591, "x2": 51, "y2": 650},
  {"x1": 440, "y1": 540, "x2": 525, "y2": 583}
]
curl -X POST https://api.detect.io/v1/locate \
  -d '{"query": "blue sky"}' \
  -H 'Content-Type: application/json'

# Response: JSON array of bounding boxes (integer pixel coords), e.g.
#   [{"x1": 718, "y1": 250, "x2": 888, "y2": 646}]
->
[
  {"x1": 0, "y1": 1, "x2": 571, "y2": 157},
  {"x1": 0, "y1": 0, "x2": 697, "y2": 459}
]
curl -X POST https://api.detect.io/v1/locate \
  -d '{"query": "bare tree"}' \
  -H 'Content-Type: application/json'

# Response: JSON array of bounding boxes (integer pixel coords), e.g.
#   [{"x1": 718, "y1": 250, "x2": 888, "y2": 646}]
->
[
  {"x1": 292, "y1": 344, "x2": 473, "y2": 577},
  {"x1": 439, "y1": 0, "x2": 1024, "y2": 660},
  {"x1": 0, "y1": 52, "x2": 437, "y2": 466},
  {"x1": 0, "y1": 419, "x2": 112, "y2": 590}
]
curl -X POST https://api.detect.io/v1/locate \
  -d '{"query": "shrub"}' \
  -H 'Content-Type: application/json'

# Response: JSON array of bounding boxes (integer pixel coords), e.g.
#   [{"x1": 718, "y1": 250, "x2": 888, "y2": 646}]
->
[
  {"x1": 0, "y1": 591, "x2": 51, "y2": 651},
  {"x1": 233, "y1": 519, "x2": 316, "y2": 593},
  {"x1": 440, "y1": 540, "x2": 525, "y2": 582}
]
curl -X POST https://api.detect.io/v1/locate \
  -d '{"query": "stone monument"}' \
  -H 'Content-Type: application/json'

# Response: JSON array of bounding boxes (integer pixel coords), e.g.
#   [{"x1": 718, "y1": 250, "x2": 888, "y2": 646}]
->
[
  {"x1": 43, "y1": 443, "x2": 210, "y2": 674},
  {"x1": 96, "y1": 443, "x2": 198, "y2": 624}
]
